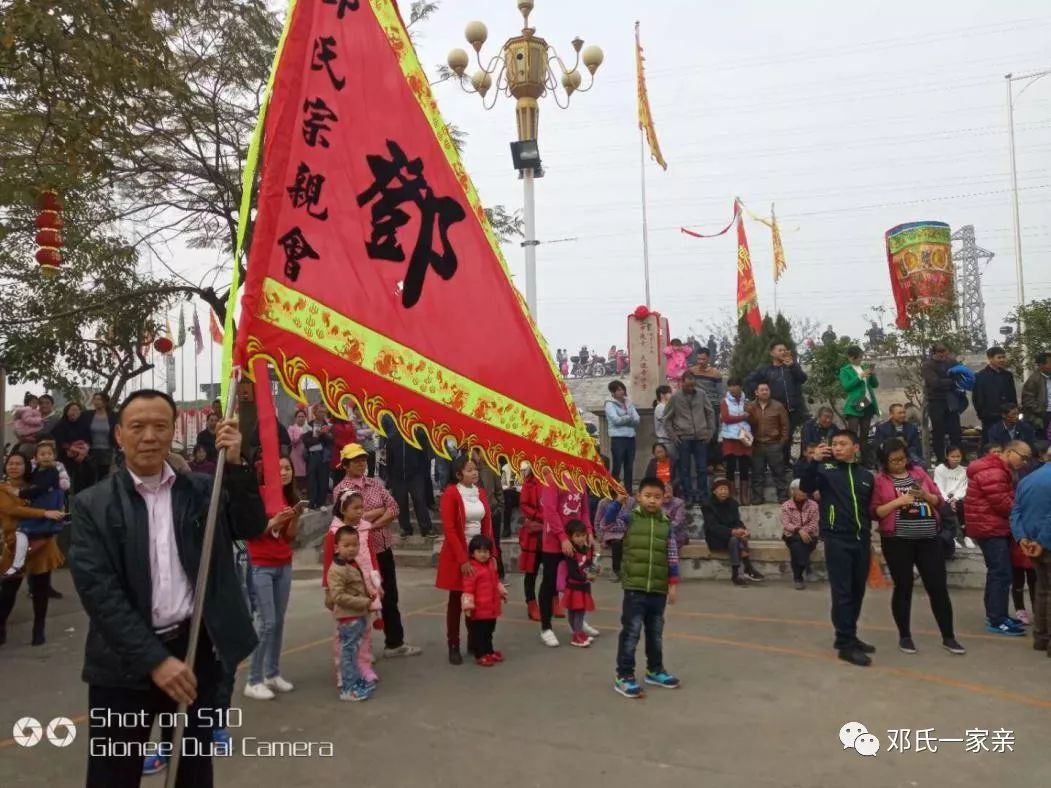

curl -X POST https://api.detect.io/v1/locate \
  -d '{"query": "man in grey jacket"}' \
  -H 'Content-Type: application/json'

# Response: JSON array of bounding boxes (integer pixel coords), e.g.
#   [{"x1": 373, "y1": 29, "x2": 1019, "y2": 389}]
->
[{"x1": 664, "y1": 372, "x2": 716, "y2": 504}]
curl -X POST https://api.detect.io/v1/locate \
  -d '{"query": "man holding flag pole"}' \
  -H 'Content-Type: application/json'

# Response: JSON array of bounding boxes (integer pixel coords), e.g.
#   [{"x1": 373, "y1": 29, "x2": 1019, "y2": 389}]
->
[{"x1": 69, "y1": 388, "x2": 269, "y2": 787}]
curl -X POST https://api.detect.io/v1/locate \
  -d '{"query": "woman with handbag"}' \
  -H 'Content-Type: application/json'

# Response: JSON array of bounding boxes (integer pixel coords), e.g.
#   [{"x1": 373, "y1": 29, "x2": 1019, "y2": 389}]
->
[
  {"x1": 0, "y1": 452, "x2": 65, "y2": 646},
  {"x1": 839, "y1": 346, "x2": 880, "y2": 463}
]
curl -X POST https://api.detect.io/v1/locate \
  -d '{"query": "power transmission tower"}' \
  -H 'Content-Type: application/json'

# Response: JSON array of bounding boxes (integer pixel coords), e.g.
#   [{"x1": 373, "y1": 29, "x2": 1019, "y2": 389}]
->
[{"x1": 951, "y1": 225, "x2": 993, "y2": 352}]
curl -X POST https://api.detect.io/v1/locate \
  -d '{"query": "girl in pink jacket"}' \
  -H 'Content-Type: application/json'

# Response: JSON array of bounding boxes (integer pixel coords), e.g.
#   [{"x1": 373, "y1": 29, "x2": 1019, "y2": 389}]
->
[
  {"x1": 537, "y1": 480, "x2": 594, "y2": 647},
  {"x1": 663, "y1": 339, "x2": 691, "y2": 389}
]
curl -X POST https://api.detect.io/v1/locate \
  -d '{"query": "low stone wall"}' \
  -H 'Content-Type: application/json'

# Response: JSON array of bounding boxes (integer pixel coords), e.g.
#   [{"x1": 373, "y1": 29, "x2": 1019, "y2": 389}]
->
[{"x1": 301, "y1": 501, "x2": 988, "y2": 589}]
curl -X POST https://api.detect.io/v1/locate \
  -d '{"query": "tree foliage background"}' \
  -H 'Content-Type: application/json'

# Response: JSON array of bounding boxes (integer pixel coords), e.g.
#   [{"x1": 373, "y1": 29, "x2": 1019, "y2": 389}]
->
[
  {"x1": 1005, "y1": 299, "x2": 1051, "y2": 374},
  {"x1": 0, "y1": 0, "x2": 522, "y2": 399}
]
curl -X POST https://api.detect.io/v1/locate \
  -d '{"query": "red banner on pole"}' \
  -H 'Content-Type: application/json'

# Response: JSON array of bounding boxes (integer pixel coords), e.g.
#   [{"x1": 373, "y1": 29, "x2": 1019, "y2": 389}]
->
[
  {"x1": 232, "y1": 0, "x2": 611, "y2": 492},
  {"x1": 736, "y1": 204, "x2": 763, "y2": 334}
]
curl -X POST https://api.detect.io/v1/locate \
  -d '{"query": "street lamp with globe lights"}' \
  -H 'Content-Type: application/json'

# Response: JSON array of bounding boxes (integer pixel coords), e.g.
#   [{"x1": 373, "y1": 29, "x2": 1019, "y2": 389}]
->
[{"x1": 446, "y1": 0, "x2": 603, "y2": 320}]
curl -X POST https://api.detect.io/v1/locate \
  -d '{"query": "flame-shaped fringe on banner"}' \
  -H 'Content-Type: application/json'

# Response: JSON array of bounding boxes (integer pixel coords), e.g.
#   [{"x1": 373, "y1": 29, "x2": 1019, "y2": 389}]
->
[{"x1": 231, "y1": 0, "x2": 616, "y2": 496}]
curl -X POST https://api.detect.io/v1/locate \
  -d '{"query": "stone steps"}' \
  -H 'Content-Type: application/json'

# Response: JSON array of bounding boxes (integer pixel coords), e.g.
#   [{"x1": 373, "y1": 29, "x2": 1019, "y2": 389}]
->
[{"x1": 297, "y1": 504, "x2": 989, "y2": 589}]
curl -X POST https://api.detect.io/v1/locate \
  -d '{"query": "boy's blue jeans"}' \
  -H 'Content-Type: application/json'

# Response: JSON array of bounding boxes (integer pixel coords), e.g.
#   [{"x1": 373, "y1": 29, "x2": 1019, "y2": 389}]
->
[
  {"x1": 338, "y1": 617, "x2": 367, "y2": 691},
  {"x1": 615, "y1": 590, "x2": 667, "y2": 678}
]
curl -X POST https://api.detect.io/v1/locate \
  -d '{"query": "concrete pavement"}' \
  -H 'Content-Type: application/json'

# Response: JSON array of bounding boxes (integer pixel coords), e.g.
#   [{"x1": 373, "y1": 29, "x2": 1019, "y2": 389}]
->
[{"x1": 1, "y1": 566, "x2": 1050, "y2": 787}]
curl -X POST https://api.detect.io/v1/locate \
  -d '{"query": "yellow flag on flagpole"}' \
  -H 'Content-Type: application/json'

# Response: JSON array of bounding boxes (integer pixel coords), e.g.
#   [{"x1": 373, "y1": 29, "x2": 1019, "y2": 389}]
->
[
  {"x1": 745, "y1": 202, "x2": 788, "y2": 282},
  {"x1": 635, "y1": 21, "x2": 667, "y2": 170}
]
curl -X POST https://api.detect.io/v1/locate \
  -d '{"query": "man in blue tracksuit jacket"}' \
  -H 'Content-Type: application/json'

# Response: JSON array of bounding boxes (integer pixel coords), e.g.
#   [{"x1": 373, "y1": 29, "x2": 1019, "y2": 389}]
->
[
  {"x1": 1010, "y1": 462, "x2": 1051, "y2": 655},
  {"x1": 800, "y1": 429, "x2": 876, "y2": 667}
]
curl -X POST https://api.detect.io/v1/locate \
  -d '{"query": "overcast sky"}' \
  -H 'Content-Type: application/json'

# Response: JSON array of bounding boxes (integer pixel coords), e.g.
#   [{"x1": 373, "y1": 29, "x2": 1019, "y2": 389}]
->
[
  {"x1": 16, "y1": 0, "x2": 1051, "y2": 406},
  {"x1": 414, "y1": 0, "x2": 1051, "y2": 354}
]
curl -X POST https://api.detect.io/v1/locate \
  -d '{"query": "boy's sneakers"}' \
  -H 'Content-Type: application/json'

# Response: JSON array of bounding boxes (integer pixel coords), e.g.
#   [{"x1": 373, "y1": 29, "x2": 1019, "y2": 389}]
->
[
  {"x1": 383, "y1": 644, "x2": 423, "y2": 658},
  {"x1": 852, "y1": 639, "x2": 877, "y2": 654},
  {"x1": 1016, "y1": 610, "x2": 1032, "y2": 626},
  {"x1": 243, "y1": 682, "x2": 275, "y2": 701},
  {"x1": 985, "y1": 621, "x2": 1025, "y2": 637},
  {"x1": 142, "y1": 754, "x2": 168, "y2": 775},
  {"x1": 339, "y1": 680, "x2": 374, "y2": 702},
  {"x1": 570, "y1": 632, "x2": 592, "y2": 648},
  {"x1": 983, "y1": 621, "x2": 1025, "y2": 634},
  {"x1": 613, "y1": 675, "x2": 644, "y2": 699},
  {"x1": 744, "y1": 569, "x2": 765, "y2": 582},
  {"x1": 264, "y1": 675, "x2": 294, "y2": 693},
  {"x1": 644, "y1": 671, "x2": 681, "y2": 689},
  {"x1": 540, "y1": 629, "x2": 560, "y2": 647},
  {"x1": 211, "y1": 727, "x2": 232, "y2": 752},
  {"x1": 964, "y1": 537, "x2": 977, "y2": 549},
  {"x1": 581, "y1": 621, "x2": 601, "y2": 638},
  {"x1": 898, "y1": 637, "x2": 917, "y2": 654},
  {"x1": 837, "y1": 648, "x2": 872, "y2": 667}
]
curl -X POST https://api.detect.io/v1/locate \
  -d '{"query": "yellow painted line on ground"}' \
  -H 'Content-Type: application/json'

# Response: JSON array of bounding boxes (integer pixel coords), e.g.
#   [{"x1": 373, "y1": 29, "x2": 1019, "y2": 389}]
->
[
  {"x1": 418, "y1": 611, "x2": 1051, "y2": 713},
  {"x1": 0, "y1": 601, "x2": 445, "y2": 750},
  {"x1": 593, "y1": 605, "x2": 1023, "y2": 644}
]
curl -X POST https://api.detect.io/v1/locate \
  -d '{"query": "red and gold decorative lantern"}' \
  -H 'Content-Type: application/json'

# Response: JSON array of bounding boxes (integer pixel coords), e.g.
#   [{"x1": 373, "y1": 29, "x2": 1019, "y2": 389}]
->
[
  {"x1": 34, "y1": 190, "x2": 64, "y2": 278},
  {"x1": 153, "y1": 336, "x2": 175, "y2": 355}
]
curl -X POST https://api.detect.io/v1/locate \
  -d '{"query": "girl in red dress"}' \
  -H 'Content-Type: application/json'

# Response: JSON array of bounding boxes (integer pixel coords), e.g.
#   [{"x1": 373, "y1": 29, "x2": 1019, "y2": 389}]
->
[{"x1": 562, "y1": 519, "x2": 597, "y2": 648}]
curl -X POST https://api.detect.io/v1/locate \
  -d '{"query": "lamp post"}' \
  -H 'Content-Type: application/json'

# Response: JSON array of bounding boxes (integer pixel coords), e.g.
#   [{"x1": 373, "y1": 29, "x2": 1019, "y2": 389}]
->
[
  {"x1": 1005, "y1": 68, "x2": 1050, "y2": 358},
  {"x1": 447, "y1": 0, "x2": 603, "y2": 320}
]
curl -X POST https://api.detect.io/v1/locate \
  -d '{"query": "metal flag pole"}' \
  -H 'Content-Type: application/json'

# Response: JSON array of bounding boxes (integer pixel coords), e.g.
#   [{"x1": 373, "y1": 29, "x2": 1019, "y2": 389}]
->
[
  {"x1": 771, "y1": 203, "x2": 779, "y2": 314},
  {"x1": 165, "y1": 371, "x2": 240, "y2": 787},
  {"x1": 640, "y1": 126, "x2": 652, "y2": 308}
]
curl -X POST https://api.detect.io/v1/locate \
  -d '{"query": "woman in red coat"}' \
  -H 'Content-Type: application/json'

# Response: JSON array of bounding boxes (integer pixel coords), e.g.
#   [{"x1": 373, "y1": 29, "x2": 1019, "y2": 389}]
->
[
  {"x1": 437, "y1": 453, "x2": 495, "y2": 665},
  {"x1": 516, "y1": 462, "x2": 544, "y2": 621}
]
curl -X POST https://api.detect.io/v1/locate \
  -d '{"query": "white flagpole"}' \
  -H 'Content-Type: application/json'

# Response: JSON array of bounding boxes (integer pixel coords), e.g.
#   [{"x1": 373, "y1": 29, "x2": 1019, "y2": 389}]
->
[{"x1": 640, "y1": 127, "x2": 652, "y2": 308}]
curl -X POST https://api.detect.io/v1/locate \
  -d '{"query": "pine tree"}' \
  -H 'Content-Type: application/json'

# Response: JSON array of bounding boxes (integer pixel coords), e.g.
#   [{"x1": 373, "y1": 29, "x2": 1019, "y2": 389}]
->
[{"x1": 728, "y1": 312, "x2": 797, "y2": 383}]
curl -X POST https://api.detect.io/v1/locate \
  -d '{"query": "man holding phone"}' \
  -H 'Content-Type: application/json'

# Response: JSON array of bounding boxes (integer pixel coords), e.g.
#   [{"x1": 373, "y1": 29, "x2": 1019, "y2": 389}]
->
[{"x1": 800, "y1": 431, "x2": 876, "y2": 667}]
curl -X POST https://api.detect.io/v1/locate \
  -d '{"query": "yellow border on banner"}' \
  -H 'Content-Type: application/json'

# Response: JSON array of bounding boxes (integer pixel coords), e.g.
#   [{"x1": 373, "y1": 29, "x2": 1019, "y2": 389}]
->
[{"x1": 221, "y1": 0, "x2": 303, "y2": 401}]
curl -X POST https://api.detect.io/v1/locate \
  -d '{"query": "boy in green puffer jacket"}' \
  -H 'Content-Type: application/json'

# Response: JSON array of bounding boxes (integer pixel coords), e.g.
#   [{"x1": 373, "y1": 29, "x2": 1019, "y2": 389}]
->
[{"x1": 603, "y1": 476, "x2": 681, "y2": 699}]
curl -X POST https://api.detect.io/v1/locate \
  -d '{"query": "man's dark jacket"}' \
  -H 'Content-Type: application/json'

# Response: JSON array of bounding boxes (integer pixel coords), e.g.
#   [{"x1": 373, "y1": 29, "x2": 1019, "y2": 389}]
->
[
  {"x1": 70, "y1": 463, "x2": 265, "y2": 689},
  {"x1": 873, "y1": 420, "x2": 923, "y2": 464},
  {"x1": 800, "y1": 418, "x2": 836, "y2": 450},
  {"x1": 922, "y1": 356, "x2": 954, "y2": 402},
  {"x1": 745, "y1": 363, "x2": 808, "y2": 414},
  {"x1": 988, "y1": 419, "x2": 1036, "y2": 448},
  {"x1": 972, "y1": 365, "x2": 1017, "y2": 424},
  {"x1": 381, "y1": 416, "x2": 430, "y2": 481}
]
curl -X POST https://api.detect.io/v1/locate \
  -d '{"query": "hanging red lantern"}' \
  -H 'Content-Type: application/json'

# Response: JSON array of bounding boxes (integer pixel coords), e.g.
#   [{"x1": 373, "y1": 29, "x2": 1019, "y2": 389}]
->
[
  {"x1": 35, "y1": 229, "x2": 63, "y2": 247},
  {"x1": 153, "y1": 336, "x2": 174, "y2": 355},
  {"x1": 35, "y1": 247, "x2": 62, "y2": 277},
  {"x1": 36, "y1": 190, "x2": 62, "y2": 211},
  {"x1": 34, "y1": 189, "x2": 65, "y2": 277},
  {"x1": 35, "y1": 210, "x2": 63, "y2": 231}
]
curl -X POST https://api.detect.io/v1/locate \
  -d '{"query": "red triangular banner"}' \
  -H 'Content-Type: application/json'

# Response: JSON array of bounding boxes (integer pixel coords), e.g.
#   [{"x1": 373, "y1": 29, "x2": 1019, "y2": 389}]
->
[{"x1": 233, "y1": 0, "x2": 612, "y2": 492}]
